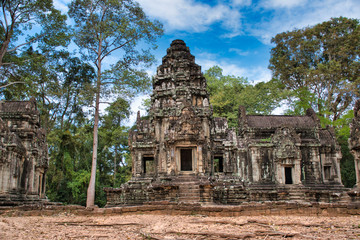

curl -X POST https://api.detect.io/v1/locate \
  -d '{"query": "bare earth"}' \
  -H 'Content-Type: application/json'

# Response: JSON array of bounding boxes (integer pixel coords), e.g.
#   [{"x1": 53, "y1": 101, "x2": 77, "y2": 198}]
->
[{"x1": 1, "y1": 213, "x2": 360, "y2": 239}]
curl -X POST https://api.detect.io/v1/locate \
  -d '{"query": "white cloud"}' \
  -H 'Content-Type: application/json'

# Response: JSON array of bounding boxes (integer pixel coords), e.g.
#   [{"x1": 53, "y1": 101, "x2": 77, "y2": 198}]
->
[
  {"x1": 137, "y1": 0, "x2": 242, "y2": 35},
  {"x1": 229, "y1": 48, "x2": 249, "y2": 56},
  {"x1": 251, "y1": 0, "x2": 360, "y2": 44},
  {"x1": 231, "y1": 0, "x2": 252, "y2": 7},
  {"x1": 262, "y1": 0, "x2": 306, "y2": 8}
]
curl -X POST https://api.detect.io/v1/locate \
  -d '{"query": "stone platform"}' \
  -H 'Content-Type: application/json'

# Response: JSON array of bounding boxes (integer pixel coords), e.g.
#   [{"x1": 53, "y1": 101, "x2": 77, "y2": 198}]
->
[
  {"x1": 104, "y1": 174, "x2": 352, "y2": 207},
  {"x1": 1, "y1": 201, "x2": 360, "y2": 217}
]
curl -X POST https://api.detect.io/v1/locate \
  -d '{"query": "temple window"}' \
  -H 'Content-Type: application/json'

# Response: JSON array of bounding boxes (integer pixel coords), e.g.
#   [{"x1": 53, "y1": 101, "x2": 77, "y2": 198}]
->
[
  {"x1": 214, "y1": 156, "x2": 224, "y2": 173},
  {"x1": 143, "y1": 156, "x2": 155, "y2": 174}
]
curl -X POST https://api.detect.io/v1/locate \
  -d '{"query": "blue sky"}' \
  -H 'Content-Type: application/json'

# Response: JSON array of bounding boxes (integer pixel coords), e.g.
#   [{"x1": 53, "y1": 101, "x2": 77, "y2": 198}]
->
[{"x1": 53, "y1": 0, "x2": 360, "y2": 124}]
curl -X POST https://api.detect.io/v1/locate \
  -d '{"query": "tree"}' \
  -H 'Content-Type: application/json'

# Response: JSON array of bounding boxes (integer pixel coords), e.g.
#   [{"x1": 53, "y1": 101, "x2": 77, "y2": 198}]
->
[
  {"x1": 269, "y1": 17, "x2": 360, "y2": 121},
  {"x1": 68, "y1": 0, "x2": 163, "y2": 207},
  {"x1": 101, "y1": 98, "x2": 130, "y2": 186},
  {"x1": 0, "y1": 0, "x2": 69, "y2": 69},
  {"x1": 205, "y1": 66, "x2": 286, "y2": 126}
]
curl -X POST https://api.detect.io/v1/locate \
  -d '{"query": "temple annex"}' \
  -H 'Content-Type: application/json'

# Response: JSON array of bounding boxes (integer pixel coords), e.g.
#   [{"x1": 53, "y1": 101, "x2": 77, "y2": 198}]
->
[
  {"x1": 0, "y1": 99, "x2": 48, "y2": 205},
  {"x1": 105, "y1": 40, "x2": 353, "y2": 206}
]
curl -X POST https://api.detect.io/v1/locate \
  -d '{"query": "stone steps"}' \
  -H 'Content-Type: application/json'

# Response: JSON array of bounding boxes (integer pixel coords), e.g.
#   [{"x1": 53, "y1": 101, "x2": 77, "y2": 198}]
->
[
  {"x1": 178, "y1": 184, "x2": 201, "y2": 203},
  {"x1": 175, "y1": 175, "x2": 202, "y2": 203}
]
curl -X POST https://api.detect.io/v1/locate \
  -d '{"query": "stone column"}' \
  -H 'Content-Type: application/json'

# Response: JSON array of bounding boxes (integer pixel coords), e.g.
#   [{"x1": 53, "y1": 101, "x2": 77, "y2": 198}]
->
[{"x1": 353, "y1": 151, "x2": 360, "y2": 187}]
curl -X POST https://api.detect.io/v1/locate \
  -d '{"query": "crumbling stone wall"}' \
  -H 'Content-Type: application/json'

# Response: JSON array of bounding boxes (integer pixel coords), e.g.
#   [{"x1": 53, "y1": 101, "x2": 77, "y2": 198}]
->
[{"x1": 0, "y1": 99, "x2": 48, "y2": 205}]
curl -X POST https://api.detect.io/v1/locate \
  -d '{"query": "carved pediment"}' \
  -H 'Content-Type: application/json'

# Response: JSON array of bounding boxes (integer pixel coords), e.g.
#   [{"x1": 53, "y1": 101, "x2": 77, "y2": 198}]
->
[
  {"x1": 172, "y1": 107, "x2": 201, "y2": 136},
  {"x1": 271, "y1": 126, "x2": 301, "y2": 159}
]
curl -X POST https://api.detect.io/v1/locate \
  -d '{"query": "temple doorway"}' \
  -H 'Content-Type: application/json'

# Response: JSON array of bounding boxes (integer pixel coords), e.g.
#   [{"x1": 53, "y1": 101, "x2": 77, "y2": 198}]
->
[
  {"x1": 181, "y1": 149, "x2": 193, "y2": 171},
  {"x1": 285, "y1": 167, "x2": 293, "y2": 184}
]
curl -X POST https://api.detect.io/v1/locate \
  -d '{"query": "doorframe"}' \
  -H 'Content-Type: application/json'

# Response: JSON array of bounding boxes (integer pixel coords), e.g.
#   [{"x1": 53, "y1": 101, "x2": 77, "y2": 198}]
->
[{"x1": 176, "y1": 146, "x2": 197, "y2": 173}]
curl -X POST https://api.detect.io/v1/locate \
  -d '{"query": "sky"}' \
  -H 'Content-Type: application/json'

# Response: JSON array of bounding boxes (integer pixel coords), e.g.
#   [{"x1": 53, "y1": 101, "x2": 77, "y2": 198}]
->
[{"x1": 53, "y1": 0, "x2": 360, "y2": 125}]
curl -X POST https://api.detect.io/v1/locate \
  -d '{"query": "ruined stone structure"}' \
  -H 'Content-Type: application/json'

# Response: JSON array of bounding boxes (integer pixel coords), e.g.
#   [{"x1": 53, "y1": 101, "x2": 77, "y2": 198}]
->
[
  {"x1": 105, "y1": 40, "x2": 348, "y2": 206},
  {"x1": 0, "y1": 99, "x2": 48, "y2": 205},
  {"x1": 350, "y1": 100, "x2": 360, "y2": 189}
]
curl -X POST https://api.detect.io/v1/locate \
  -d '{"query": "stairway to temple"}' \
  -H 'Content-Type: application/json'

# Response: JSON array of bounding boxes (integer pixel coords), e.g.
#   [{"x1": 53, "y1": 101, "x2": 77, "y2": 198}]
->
[
  {"x1": 282, "y1": 185, "x2": 306, "y2": 202},
  {"x1": 175, "y1": 175, "x2": 202, "y2": 203}
]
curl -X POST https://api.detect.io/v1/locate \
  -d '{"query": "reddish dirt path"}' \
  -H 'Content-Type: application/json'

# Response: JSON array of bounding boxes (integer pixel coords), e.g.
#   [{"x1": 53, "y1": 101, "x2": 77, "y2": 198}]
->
[{"x1": 1, "y1": 214, "x2": 360, "y2": 239}]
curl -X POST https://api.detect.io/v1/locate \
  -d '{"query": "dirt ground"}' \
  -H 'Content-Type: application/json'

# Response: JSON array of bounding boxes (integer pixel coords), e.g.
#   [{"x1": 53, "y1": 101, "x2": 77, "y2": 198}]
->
[{"x1": 0, "y1": 213, "x2": 360, "y2": 239}]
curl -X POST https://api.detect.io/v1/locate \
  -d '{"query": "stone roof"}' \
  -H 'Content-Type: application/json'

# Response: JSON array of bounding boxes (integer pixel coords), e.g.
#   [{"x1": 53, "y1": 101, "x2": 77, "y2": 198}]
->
[
  {"x1": 163, "y1": 39, "x2": 195, "y2": 64},
  {"x1": 246, "y1": 115, "x2": 316, "y2": 129},
  {"x1": 0, "y1": 99, "x2": 38, "y2": 114},
  {"x1": 319, "y1": 129, "x2": 335, "y2": 146}
]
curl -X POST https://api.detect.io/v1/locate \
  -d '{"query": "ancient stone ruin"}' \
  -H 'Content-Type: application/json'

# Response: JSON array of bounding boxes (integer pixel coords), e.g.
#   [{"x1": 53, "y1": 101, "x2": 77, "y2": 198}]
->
[
  {"x1": 349, "y1": 100, "x2": 360, "y2": 200},
  {"x1": 105, "y1": 40, "x2": 350, "y2": 206},
  {"x1": 0, "y1": 99, "x2": 48, "y2": 205}
]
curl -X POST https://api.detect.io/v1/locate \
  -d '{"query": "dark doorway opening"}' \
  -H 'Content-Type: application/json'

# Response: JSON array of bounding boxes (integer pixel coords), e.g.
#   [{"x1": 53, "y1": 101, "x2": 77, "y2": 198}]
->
[
  {"x1": 324, "y1": 166, "x2": 331, "y2": 180},
  {"x1": 214, "y1": 156, "x2": 223, "y2": 173},
  {"x1": 285, "y1": 167, "x2": 293, "y2": 184},
  {"x1": 181, "y1": 149, "x2": 192, "y2": 171},
  {"x1": 143, "y1": 156, "x2": 155, "y2": 174}
]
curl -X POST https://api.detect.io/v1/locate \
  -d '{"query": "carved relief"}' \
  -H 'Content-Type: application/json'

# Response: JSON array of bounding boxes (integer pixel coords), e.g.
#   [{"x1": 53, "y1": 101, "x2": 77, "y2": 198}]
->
[{"x1": 272, "y1": 126, "x2": 301, "y2": 160}]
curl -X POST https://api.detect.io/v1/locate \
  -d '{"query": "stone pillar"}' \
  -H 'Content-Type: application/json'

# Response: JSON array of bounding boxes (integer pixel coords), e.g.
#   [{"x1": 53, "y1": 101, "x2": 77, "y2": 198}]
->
[
  {"x1": 353, "y1": 151, "x2": 360, "y2": 187},
  {"x1": 197, "y1": 145, "x2": 203, "y2": 173},
  {"x1": 349, "y1": 100, "x2": 360, "y2": 188}
]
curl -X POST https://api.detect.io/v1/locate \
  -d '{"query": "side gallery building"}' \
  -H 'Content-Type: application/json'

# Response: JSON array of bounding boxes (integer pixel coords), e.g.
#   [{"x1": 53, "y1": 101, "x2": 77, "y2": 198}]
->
[
  {"x1": 0, "y1": 99, "x2": 48, "y2": 205},
  {"x1": 105, "y1": 40, "x2": 350, "y2": 206}
]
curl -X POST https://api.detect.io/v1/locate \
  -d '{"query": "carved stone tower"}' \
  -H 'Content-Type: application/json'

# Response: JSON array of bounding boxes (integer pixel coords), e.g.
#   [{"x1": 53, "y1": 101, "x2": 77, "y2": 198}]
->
[{"x1": 130, "y1": 39, "x2": 212, "y2": 178}]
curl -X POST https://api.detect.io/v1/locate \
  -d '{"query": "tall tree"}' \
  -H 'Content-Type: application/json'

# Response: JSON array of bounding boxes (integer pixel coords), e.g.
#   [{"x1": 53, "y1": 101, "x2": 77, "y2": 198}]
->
[
  {"x1": 68, "y1": 0, "x2": 163, "y2": 207},
  {"x1": 269, "y1": 17, "x2": 360, "y2": 121}
]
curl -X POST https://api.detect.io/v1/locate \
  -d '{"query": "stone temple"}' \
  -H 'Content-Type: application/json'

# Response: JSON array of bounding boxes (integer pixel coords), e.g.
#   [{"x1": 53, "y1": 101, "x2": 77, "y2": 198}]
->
[
  {"x1": 350, "y1": 100, "x2": 360, "y2": 190},
  {"x1": 105, "y1": 40, "x2": 349, "y2": 206},
  {"x1": 0, "y1": 99, "x2": 48, "y2": 205}
]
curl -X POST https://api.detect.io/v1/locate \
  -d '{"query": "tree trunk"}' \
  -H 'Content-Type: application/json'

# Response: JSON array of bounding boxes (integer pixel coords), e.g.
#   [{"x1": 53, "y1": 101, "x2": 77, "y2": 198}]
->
[
  {"x1": 113, "y1": 145, "x2": 117, "y2": 186},
  {"x1": 86, "y1": 40, "x2": 102, "y2": 208},
  {"x1": 87, "y1": 80, "x2": 100, "y2": 208}
]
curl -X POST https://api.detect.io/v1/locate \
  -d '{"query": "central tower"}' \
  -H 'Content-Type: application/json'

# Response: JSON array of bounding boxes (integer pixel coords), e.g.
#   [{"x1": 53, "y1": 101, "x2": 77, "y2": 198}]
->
[{"x1": 130, "y1": 39, "x2": 212, "y2": 178}]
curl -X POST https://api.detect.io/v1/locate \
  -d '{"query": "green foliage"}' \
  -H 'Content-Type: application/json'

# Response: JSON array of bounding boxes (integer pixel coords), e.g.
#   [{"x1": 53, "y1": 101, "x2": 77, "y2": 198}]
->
[
  {"x1": 338, "y1": 134, "x2": 356, "y2": 188},
  {"x1": 46, "y1": 114, "x2": 132, "y2": 207},
  {"x1": 333, "y1": 110, "x2": 356, "y2": 188},
  {"x1": 0, "y1": 0, "x2": 70, "y2": 67},
  {"x1": 269, "y1": 17, "x2": 360, "y2": 121},
  {"x1": 205, "y1": 66, "x2": 286, "y2": 127}
]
